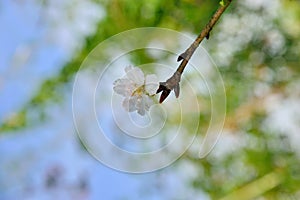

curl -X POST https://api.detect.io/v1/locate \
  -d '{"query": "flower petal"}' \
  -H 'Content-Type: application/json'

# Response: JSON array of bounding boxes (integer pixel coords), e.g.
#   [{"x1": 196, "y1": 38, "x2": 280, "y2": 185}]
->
[
  {"x1": 136, "y1": 95, "x2": 154, "y2": 116},
  {"x1": 143, "y1": 94, "x2": 154, "y2": 109},
  {"x1": 122, "y1": 96, "x2": 137, "y2": 112},
  {"x1": 145, "y1": 74, "x2": 159, "y2": 95},
  {"x1": 114, "y1": 66, "x2": 158, "y2": 116},
  {"x1": 125, "y1": 65, "x2": 134, "y2": 73},
  {"x1": 113, "y1": 78, "x2": 135, "y2": 97},
  {"x1": 126, "y1": 66, "x2": 144, "y2": 86},
  {"x1": 136, "y1": 97, "x2": 146, "y2": 116}
]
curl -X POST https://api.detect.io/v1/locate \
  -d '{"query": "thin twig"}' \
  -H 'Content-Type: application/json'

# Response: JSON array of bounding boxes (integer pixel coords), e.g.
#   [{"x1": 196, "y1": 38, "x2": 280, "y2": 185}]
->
[{"x1": 157, "y1": 0, "x2": 233, "y2": 103}]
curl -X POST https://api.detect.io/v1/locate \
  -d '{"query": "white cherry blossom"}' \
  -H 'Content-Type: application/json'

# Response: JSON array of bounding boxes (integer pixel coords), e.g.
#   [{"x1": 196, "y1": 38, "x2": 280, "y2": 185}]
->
[{"x1": 113, "y1": 66, "x2": 159, "y2": 116}]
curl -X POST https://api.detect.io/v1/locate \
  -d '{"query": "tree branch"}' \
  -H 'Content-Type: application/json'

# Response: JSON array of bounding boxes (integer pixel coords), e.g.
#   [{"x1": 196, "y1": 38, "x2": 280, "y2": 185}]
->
[{"x1": 157, "y1": 0, "x2": 233, "y2": 103}]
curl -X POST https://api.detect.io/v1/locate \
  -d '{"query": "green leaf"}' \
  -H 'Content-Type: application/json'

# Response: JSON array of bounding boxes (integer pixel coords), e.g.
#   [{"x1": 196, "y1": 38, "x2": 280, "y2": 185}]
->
[{"x1": 219, "y1": 0, "x2": 225, "y2": 6}]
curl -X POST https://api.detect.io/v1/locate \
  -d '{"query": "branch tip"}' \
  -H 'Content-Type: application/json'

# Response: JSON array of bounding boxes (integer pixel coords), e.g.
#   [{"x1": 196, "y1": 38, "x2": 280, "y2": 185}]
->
[
  {"x1": 158, "y1": 0, "x2": 233, "y2": 103},
  {"x1": 156, "y1": 71, "x2": 181, "y2": 103}
]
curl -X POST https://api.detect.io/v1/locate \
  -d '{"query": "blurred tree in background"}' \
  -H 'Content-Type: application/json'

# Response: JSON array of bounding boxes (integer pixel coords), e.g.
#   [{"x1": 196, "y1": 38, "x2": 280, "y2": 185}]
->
[{"x1": 1, "y1": 0, "x2": 300, "y2": 199}]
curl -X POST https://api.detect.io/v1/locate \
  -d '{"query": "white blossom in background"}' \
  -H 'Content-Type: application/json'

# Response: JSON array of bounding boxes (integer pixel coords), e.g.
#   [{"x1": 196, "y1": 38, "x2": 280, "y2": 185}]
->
[{"x1": 113, "y1": 66, "x2": 159, "y2": 116}]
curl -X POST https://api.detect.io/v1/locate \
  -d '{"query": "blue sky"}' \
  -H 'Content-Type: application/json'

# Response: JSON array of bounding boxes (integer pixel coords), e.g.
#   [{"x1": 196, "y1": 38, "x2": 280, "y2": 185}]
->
[{"x1": 0, "y1": 0, "x2": 64, "y2": 121}]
